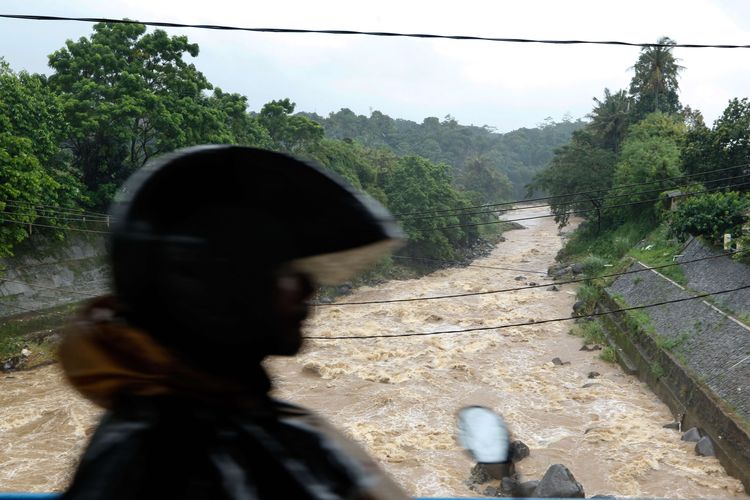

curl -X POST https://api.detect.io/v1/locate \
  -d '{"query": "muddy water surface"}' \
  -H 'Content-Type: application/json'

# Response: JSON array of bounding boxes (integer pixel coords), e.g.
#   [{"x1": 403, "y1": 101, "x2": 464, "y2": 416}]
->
[
  {"x1": 0, "y1": 206, "x2": 747, "y2": 498},
  {"x1": 268, "y1": 206, "x2": 747, "y2": 499}
]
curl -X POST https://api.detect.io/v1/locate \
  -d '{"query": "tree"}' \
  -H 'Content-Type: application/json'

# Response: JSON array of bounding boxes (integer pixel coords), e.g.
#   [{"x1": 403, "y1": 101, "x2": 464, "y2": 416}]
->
[
  {"x1": 527, "y1": 130, "x2": 617, "y2": 228},
  {"x1": 208, "y1": 88, "x2": 272, "y2": 148},
  {"x1": 612, "y1": 113, "x2": 685, "y2": 213},
  {"x1": 48, "y1": 22, "x2": 227, "y2": 207},
  {"x1": 629, "y1": 37, "x2": 683, "y2": 118},
  {"x1": 0, "y1": 63, "x2": 85, "y2": 256},
  {"x1": 456, "y1": 155, "x2": 513, "y2": 204},
  {"x1": 384, "y1": 156, "x2": 479, "y2": 259},
  {"x1": 666, "y1": 191, "x2": 749, "y2": 243},
  {"x1": 257, "y1": 99, "x2": 324, "y2": 153},
  {"x1": 588, "y1": 88, "x2": 632, "y2": 153}
]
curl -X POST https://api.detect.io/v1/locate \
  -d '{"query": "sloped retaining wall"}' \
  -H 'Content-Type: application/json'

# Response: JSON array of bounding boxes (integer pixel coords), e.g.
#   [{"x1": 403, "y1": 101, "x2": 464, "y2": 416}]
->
[
  {"x1": 676, "y1": 236, "x2": 750, "y2": 316},
  {"x1": 0, "y1": 235, "x2": 109, "y2": 317},
  {"x1": 602, "y1": 262, "x2": 750, "y2": 491}
]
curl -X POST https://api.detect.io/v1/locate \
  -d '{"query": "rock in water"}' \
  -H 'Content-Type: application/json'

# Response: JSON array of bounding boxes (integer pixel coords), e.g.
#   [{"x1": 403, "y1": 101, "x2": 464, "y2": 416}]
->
[
  {"x1": 571, "y1": 262, "x2": 586, "y2": 274},
  {"x1": 501, "y1": 476, "x2": 518, "y2": 494},
  {"x1": 572, "y1": 301, "x2": 586, "y2": 316},
  {"x1": 695, "y1": 436, "x2": 716, "y2": 456},
  {"x1": 509, "y1": 440, "x2": 530, "y2": 462},
  {"x1": 532, "y1": 464, "x2": 585, "y2": 498},
  {"x1": 681, "y1": 427, "x2": 702, "y2": 442},
  {"x1": 468, "y1": 462, "x2": 514, "y2": 483},
  {"x1": 515, "y1": 480, "x2": 540, "y2": 498}
]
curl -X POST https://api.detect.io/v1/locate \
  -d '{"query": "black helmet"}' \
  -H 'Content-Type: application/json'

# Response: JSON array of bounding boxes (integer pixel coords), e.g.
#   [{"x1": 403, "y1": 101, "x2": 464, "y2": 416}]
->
[{"x1": 109, "y1": 146, "x2": 403, "y2": 358}]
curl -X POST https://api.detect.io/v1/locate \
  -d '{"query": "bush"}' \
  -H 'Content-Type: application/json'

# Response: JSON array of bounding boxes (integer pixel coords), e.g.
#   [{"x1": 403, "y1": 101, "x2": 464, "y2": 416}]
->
[
  {"x1": 600, "y1": 346, "x2": 617, "y2": 363},
  {"x1": 666, "y1": 191, "x2": 750, "y2": 244}
]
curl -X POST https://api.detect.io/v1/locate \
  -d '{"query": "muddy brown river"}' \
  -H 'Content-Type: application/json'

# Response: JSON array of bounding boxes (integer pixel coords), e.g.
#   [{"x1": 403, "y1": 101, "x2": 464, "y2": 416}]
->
[{"x1": 1, "y1": 206, "x2": 747, "y2": 497}]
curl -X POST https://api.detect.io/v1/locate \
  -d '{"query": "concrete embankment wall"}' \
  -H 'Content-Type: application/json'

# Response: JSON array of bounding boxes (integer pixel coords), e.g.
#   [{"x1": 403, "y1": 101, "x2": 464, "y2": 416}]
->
[
  {"x1": 601, "y1": 247, "x2": 750, "y2": 491},
  {"x1": 0, "y1": 235, "x2": 109, "y2": 318}
]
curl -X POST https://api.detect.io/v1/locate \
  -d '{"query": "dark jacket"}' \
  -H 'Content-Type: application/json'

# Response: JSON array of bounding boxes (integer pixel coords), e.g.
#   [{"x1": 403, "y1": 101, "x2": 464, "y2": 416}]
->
[{"x1": 59, "y1": 299, "x2": 408, "y2": 500}]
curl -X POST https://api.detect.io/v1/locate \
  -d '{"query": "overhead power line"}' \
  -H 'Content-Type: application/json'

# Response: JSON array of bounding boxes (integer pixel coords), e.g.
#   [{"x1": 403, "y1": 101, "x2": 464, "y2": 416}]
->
[
  {"x1": 304, "y1": 283, "x2": 750, "y2": 340},
  {"x1": 0, "y1": 165, "x2": 745, "y2": 229},
  {"x1": 0, "y1": 278, "x2": 103, "y2": 298},
  {"x1": 313, "y1": 248, "x2": 748, "y2": 306},
  {"x1": 395, "y1": 163, "x2": 750, "y2": 217},
  {"x1": 401, "y1": 171, "x2": 750, "y2": 222},
  {"x1": 434, "y1": 179, "x2": 750, "y2": 230},
  {"x1": 3, "y1": 14, "x2": 750, "y2": 49},
  {"x1": 390, "y1": 255, "x2": 547, "y2": 275},
  {"x1": 1, "y1": 177, "x2": 748, "y2": 237}
]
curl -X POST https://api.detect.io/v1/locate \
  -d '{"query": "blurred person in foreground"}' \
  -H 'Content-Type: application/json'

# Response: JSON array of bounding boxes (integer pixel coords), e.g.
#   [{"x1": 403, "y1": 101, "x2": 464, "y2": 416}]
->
[{"x1": 59, "y1": 146, "x2": 408, "y2": 500}]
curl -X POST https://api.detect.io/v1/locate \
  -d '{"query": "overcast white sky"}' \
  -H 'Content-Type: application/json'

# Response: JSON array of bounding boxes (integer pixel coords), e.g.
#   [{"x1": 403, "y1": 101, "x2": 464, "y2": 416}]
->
[{"x1": 2, "y1": 0, "x2": 750, "y2": 132}]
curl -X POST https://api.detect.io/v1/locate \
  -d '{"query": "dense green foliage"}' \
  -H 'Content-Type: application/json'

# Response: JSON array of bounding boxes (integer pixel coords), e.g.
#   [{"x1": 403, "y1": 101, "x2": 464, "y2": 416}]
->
[
  {"x1": 629, "y1": 37, "x2": 683, "y2": 119},
  {"x1": 0, "y1": 61, "x2": 83, "y2": 256},
  {"x1": 665, "y1": 191, "x2": 750, "y2": 243},
  {"x1": 305, "y1": 109, "x2": 583, "y2": 199},
  {"x1": 1, "y1": 23, "x2": 535, "y2": 264},
  {"x1": 532, "y1": 36, "x2": 747, "y2": 243}
]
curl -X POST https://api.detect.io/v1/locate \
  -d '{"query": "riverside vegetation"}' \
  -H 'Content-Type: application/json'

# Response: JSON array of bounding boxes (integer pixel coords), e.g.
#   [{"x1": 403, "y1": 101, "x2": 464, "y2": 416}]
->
[{"x1": 0, "y1": 21, "x2": 576, "y2": 363}]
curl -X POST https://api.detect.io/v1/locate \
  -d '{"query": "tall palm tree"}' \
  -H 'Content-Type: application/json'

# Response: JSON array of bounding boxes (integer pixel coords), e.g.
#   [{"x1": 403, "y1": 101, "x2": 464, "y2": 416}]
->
[
  {"x1": 588, "y1": 88, "x2": 632, "y2": 153},
  {"x1": 629, "y1": 36, "x2": 684, "y2": 117}
]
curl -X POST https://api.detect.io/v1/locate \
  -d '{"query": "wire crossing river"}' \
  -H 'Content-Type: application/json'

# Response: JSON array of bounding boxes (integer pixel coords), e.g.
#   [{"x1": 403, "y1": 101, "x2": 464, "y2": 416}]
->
[{"x1": 0, "y1": 206, "x2": 746, "y2": 497}]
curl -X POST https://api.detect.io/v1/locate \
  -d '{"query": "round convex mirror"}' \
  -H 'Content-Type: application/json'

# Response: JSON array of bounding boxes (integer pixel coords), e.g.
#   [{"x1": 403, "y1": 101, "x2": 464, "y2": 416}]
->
[{"x1": 457, "y1": 406, "x2": 510, "y2": 463}]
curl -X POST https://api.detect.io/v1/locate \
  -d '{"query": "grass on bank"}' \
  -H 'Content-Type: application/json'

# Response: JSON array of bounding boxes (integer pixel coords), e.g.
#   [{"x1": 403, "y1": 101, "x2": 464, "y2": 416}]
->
[{"x1": 0, "y1": 301, "x2": 82, "y2": 365}]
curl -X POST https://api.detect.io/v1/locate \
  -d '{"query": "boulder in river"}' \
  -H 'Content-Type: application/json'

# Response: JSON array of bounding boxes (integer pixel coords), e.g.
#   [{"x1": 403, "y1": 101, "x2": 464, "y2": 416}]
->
[
  {"x1": 548, "y1": 263, "x2": 570, "y2": 278},
  {"x1": 588, "y1": 371, "x2": 601, "y2": 378},
  {"x1": 551, "y1": 357, "x2": 570, "y2": 366},
  {"x1": 695, "y1": 436, "x2": 716, "y2": 456},
  {"x1": 580, "y1": 344, "x2": 602, "y2": 352},
  {"x1": 681, "y1": 427, "x2": 702, "y2": 442},
  {"x1": 501, "y1": 476, "x2": 518, "y2": 494},
  {"x1": 532, "y1": 464, "x2": 585, "y2": 498},
  {"x1": 509, "y1": 440, "x2": 530, "y2": 462},
  {"x1": 547, "y1": 285, "x2": 560, "y2": 292},
  {"x1": 468, "y1": 462, "x2": 514, "y2": 483},
  {"x1": 515, "y1": 275, "x2": 526, "y2": 281},
  {"x1": 515, "y1": 480, "x2": 540, "y2": 498},
  {"x1": 571, "y1": 262, "x2": 586, "y2": 274},
  {"x1": 572, "y1": 301, "x2": 586, "y2": 316}
]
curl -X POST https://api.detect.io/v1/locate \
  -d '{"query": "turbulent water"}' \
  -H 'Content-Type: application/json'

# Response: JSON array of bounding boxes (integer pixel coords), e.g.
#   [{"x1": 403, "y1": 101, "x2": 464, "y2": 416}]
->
[{"x1": 0, "y1": 206, "x2": 747, "y2": 497}]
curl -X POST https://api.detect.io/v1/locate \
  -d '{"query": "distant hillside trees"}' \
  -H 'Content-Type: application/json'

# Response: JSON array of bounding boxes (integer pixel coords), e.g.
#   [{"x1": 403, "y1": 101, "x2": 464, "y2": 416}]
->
[{"x1": 305, "y1": 109, "x2": 583, "y2": 199}]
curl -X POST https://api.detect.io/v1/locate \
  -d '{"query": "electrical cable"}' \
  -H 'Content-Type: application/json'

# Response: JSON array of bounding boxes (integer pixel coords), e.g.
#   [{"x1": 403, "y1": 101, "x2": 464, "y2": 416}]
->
[
  {"x1": 1, "y1": 200, "x2": 111, "y2": 220},
  {"x1": 0, "y1": 218, "x2": 109, "y2": 234},
  {"x1": 303, "y1": 283, "x2": 750, "y2": 339},
  {"x1": 0, "y1": 210, "x2": 111, "y2": 224},
  {"x1": 0, "y1": 166, "x2": 744, "y2": 228},
  {"x1": 313, "y1": 248, "x2": 749, "y2": 306},
  {"x1": 390, "y1": 255, "x2": 547, "y2": 274},
  {"x1": 0, "y1": 278, "x2": 103, "y2": 298},
  {"x1": 392, "y1": 164, "x2": 750, "y2": 217},
  {"x1": 0, "y1": 177, "x2": 747, "y2": 238},
  {"x1": 433, "y1": 179, "x2": 750, "y2": 230},
  {"x1": 3, "y1": 14, "x2": 750, "y2": 49},
  {"x1": 400, "y1": 172, "x2": 750, "y2": 221}
]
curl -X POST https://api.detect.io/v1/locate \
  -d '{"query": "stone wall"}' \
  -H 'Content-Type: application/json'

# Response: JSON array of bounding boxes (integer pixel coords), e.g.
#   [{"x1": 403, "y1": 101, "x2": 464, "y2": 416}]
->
[
  {"x1": 604, "y1": 260, "x2": 750, "y2": 491},
  {"x1": 677, "y1": 236, "x2": 750, "y2": 316},
  {"x1": 0, "y1": 234, "x2": 109, "y2": 317}
]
